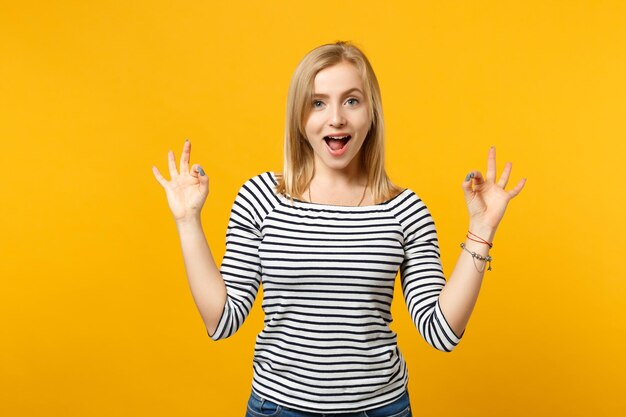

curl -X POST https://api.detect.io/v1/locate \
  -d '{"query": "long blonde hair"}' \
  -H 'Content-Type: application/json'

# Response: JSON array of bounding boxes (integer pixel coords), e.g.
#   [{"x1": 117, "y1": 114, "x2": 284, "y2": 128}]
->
[{"x1": 275, "y1": 40, "x2": 404, "y2": 204}]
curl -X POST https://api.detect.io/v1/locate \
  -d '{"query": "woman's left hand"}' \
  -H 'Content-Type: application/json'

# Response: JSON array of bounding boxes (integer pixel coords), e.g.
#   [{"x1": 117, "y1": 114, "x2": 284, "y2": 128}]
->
[{"x1": 462, "y1": 146, "x2": 527, "y2": 233}]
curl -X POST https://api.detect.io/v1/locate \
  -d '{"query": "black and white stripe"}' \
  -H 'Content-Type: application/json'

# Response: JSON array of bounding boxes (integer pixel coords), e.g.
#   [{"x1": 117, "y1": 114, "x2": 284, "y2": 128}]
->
[{"x1": 209, "y1": 172, "x2": 463, "y2": 413}]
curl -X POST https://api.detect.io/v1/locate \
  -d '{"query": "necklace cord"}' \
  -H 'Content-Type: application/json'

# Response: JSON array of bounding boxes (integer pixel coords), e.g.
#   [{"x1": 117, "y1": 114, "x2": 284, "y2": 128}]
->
[{"x1": 308, "y1": 180, "x2": 369, "y2": 206}]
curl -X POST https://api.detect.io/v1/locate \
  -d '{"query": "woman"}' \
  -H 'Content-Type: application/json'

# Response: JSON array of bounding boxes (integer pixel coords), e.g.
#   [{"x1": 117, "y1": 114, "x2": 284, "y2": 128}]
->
[{"x1": 152, "y1": 41, "x2": 526, "y2": 417}]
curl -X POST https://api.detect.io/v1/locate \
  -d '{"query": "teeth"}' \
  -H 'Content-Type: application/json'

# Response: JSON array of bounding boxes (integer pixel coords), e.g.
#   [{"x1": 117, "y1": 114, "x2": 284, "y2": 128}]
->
[{"x1": 325, "y1": 135, "x2": 350, "y2": 140}]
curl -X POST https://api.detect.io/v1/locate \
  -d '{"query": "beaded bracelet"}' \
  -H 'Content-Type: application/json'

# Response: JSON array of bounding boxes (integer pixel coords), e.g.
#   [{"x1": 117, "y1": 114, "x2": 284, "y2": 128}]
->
[{"x1": 460, "y1": 242, "x2": 493, "y2": 272}]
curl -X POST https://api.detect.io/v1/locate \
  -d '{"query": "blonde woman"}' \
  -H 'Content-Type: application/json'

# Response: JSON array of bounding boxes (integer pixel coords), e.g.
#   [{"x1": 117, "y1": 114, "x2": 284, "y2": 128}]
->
[{"x1": 152, "y1": 41, "x2": 526, "y2": 417}]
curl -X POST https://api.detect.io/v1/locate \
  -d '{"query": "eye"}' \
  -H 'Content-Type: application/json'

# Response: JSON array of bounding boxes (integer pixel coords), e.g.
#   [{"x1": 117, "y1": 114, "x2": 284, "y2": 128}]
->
[
  {"x1": 313, "y1": 100, "x2": 324, "y2": 108},
  {"x1": 346, "y1": 98, "x2": 359, "y2": 105}
]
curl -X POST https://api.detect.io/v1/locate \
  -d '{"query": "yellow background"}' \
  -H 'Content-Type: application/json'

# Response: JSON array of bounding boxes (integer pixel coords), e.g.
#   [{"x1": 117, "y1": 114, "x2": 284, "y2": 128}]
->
[{"x1": 1, "y1": 1, "x2": 625, "y2": 416}]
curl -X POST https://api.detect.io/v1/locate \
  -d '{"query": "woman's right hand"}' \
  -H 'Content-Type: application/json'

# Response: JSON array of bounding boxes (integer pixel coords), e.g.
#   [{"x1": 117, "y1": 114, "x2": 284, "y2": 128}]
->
[{"x1": 152, "y1": 140, "x2": 209, "y2": 223}]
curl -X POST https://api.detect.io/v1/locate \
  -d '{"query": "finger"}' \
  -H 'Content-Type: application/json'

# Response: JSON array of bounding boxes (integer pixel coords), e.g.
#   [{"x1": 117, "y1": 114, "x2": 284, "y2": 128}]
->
[
  {"x1": 189, "y1": 163, "x2": 200, "y2": 179},
  {"x1": 497, "y1": 161, "x2": 512, "y2": 188},
  {"x1": 168, "y1": 150, "x2": 178, "y2": 178},
  {"x1": 190, "y1": 163, "x2": 207, "y2": 178},
  {"x1": 152, "y1": 165, "x2": 169, "y2": 188},
  {"x1": 486, "y1": 146, "x2": 496, "y2": 183},
  {"x1": 471, "y1": 170, "x2": 485, "y2": 186},
  {"x1": 180, "y1": 139, "x2": 190, "y2": 174},
  {"x1": 190, "y1": 163, "x2": 209, "y2": 189},
  {"x1": 461, "y1": 171, "x2": 476, "y2": 201},
  {"x1": 508, "y1": 178, "x2": 527, "y2": 199}
]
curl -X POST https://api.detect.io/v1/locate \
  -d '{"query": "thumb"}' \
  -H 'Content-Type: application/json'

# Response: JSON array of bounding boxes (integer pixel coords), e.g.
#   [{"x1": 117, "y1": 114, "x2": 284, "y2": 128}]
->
[
  {"x1": 461, "y1": 171, "x2": 475, "y2": 201},
  {"x1": 190, "y1": 163, "x2": 209, "y2": 188}
]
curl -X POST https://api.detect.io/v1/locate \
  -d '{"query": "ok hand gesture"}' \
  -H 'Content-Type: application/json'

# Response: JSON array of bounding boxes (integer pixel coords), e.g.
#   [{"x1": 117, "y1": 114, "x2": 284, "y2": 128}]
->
[
  {"x1": 462, "y1": 146, "x2": 526, "y2": 233},
  {"x1": 152, "y1": 140, "x2": 209, "y2": 223}
]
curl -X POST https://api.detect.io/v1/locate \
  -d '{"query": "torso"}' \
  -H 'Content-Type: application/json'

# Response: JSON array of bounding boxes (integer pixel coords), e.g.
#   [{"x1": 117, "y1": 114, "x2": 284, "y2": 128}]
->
[{"x1": 210, "y1": 171, "x2": 458, "y2": 412}]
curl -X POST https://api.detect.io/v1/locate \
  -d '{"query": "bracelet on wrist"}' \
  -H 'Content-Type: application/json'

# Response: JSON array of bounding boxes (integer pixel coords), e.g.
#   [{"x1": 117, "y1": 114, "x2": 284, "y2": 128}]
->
[
  {"x1": 467, "y1": 230, "x2": 493, "y2": 248},
  {"x1": 460, "y1": 242, "x2": 492, "y2": 272}
]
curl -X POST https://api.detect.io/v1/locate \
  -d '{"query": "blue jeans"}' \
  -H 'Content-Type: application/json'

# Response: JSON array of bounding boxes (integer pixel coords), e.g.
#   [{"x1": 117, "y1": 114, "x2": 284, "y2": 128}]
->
[{"x1": 245, "y1": 390, "x2": 412, "y2": 417}]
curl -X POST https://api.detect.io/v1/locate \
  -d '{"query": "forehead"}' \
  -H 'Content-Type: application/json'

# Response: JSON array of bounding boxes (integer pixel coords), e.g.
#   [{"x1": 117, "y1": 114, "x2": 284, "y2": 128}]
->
[{"x1": 312, "y1": 62, "x2": 364, "y2": 95}]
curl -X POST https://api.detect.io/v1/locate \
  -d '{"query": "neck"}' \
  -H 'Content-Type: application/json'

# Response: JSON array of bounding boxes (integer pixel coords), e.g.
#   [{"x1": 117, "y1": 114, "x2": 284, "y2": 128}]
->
[
  {"x1": 311, "y1": 160, "x2": 366, "y2": 188},
  {"x1": 308, "y1": 178, "x2": 369, "y2": 206},
  {"x1": 306, "y1": 160, "x2": 370, "y2": 206}
]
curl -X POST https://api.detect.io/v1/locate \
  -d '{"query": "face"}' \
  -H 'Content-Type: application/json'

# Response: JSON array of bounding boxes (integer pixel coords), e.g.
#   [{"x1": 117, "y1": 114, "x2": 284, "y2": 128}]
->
[{"x1": 303, "y1": 61, "x2": 371, "y2": 175}]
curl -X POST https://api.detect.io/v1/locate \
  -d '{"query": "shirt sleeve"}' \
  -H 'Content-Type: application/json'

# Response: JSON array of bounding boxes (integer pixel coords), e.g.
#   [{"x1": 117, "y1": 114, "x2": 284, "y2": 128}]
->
[
  {"x1": 398, "y1": 192, "x2": 464, "y2": 352},
  {"x1": 208, "y1": 181, "x2": 263, "y2": 340}
]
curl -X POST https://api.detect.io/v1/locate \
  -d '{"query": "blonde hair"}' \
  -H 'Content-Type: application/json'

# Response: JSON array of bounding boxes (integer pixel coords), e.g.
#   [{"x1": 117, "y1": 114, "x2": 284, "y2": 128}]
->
[{"x1": 275, "y1": 40, "x2": 404, "y2": 204}]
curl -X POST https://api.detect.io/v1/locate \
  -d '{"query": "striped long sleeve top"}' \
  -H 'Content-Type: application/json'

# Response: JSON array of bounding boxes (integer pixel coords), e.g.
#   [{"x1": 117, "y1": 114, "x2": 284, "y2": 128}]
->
[{"x1": 208, "y1": 171, "x2": 464, "y2": 413}]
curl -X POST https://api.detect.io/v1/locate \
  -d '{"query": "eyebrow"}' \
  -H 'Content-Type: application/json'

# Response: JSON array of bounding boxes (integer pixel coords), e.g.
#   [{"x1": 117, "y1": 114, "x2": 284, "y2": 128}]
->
[{"x1": 312, "y1": 88, "x2": 363, "y2": 98}]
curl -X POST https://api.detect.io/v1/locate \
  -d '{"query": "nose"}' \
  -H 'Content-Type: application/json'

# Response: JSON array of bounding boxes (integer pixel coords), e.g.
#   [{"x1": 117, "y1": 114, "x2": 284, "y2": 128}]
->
[{"x1": 330, "y1": 104, "x2": 346, "y2": 127}]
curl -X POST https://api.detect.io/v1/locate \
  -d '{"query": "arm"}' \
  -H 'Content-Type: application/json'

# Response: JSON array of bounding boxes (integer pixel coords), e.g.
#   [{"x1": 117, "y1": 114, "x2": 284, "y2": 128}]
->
[
  {"x1": 177, "y1": 185, "x2": 262, "y2": 340},
  {"x1": 437, "y1": 223, "x2": 494, "y2": 338},
  {"x1": 438, "y1": 146, "x2": 526, "y2": 338},
  {"x1": 207, "y1": 185, "x2": 263, "y2": 340},
  {"x1": 152, "y1": 140, "x2": 261, "y2": 339},
  {"x1": 175, "y1": 216, "x2": 227, "y2": 337},
  {"x1": 399, "y1": 195, "x2": 463, "y2": 352}
]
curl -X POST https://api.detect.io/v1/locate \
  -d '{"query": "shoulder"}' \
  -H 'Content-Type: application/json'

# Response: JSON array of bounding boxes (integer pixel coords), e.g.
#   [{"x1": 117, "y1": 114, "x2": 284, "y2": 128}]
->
[
  {"x1": 386, "y1": 187, "x2": 435, "y2": 221},
  {"x1": 386, "y1": 189, "x2": 439, "y2": 245},
  {"x1": 234, "y1": 171, "x2": 281, "y2": 209},
  {"x1": 384, "y1": 186, "x2": 420, "y2": 207},
  {"x1": 238, "y1": 171, "x2": 279, "y2": 191}
]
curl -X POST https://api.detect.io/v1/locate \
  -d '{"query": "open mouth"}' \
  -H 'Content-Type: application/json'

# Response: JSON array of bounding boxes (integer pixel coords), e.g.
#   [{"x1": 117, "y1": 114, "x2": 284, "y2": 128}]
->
[{"x1": 323, "y1": 135, "x2": 352, "y2": 151}]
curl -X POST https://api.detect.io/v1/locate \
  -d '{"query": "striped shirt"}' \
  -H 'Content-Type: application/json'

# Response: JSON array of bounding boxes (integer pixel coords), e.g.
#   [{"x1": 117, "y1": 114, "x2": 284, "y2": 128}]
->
[{"x1": 209, "y1": 171, "x2": 463, "y2": 413}]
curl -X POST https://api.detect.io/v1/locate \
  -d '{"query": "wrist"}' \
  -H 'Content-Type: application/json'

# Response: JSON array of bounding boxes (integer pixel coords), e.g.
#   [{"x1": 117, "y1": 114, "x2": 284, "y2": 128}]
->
[
  {"x1": 175, "y1": 215, "x2": 202, "y2": 229},
  {"x1": 468, "y1": 223, "x2": 496, "y2": 243}
]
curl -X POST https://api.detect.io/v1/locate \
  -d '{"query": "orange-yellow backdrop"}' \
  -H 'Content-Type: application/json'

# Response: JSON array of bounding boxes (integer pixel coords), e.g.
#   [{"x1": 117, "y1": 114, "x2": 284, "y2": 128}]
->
[{"x1": 1, "y1": 1, "x2": 624, "y2": 416}]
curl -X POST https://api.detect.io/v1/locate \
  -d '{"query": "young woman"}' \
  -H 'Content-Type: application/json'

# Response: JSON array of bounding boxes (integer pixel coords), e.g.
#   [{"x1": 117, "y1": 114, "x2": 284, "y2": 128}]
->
[{"x1": 152, "y1": 41, "x2": 526, "y2": 417}]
